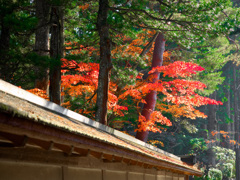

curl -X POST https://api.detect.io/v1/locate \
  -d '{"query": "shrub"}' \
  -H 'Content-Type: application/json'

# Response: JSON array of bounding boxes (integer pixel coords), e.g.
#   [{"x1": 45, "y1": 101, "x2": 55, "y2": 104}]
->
[{"x1": 208, "y1": 168, "x2": 222, "y2": 180}]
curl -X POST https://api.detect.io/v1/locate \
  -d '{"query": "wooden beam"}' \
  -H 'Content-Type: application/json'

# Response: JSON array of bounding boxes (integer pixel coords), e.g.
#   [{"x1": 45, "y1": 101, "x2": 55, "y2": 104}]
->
[
  {"x1": 68, "y1": 146, "x2": 74, "y2": 156},
  {"x1": 21, "y1": 135, "x2": 28, "y2": 147},
  {"x1": 0, "y1": 132, "x2": 27, "y2": 147},
  {"x1": 74, "y1": 148, "x2": 90, "y2": 157},
  {"x1": 0, "y1": 113, "x2": 202, "y2": 176},
  {"x1": 54, "y1": 143, "x2": 72, "y2": 154},
  {"x1": 48, "y1": 141, "x2": 54, "y2": 151}
]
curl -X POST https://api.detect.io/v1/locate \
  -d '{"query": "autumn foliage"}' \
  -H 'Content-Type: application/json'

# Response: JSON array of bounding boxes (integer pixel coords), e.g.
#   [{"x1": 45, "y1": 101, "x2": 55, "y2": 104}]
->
[
  {"x1": 27, "y1": 88, "x2": 49, "y2": 100},
  {"x1": 27, "y1": 32, "x2": 222, "y2": 134},
  {"x1": 59, "y1": 57, "x2": 222, "y2": 133}
]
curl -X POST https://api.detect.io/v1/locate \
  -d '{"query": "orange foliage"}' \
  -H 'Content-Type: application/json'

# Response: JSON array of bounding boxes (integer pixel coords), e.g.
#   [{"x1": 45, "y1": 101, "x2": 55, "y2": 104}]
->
[
  {"x1": 27, "y1": 88, "x2": 49, "y2": 100},
  {"x1": 79, "y1": 4, "x2": 89, "y2": 10},
  {"x1": 111, "y1": 30, "x2": 171, "y2": 67},
  {"x1": 211, "y1": 131, "x2": 218, "y2": 137},
  {"x1": 27, "y1": 31, "x2": 223, "y2": 134},
  {"x1": 129, "y1": 61, "x2": 222, "y2": 132},
  {"x1": 206, "y1": 130, "x2": 240, "y2": 146},
  {"x1": 61, "y1": 59, "x2": 128, "y2": 118},
  {"x1": 64, "y1": 42, "x2": 97, "y2": 56},
  {"x1": 229, "y1": 140, "x2": 240, "y2": 146},
  {"x1": 156, "y1": 103, "x2": 207, "y2": 119},
  {"x1": 136, "y1": 111, "x2": 171, "y2": 133},
  {"x1": 149, "y1": 61, "x2": 205, "y2": 78},
  {"x1": 210, "y1": 130, "x2": 230, "y2": 139},
  {"x1": 148, "y1": 140, "x2": 164, "y2": 147}
]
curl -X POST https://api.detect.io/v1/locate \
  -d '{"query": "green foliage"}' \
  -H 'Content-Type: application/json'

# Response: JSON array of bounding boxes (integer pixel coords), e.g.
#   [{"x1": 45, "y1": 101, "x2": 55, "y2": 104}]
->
[
  {"x1": 1, "y1": 2, "x2": 239, "y2": 175},
  {"x1": 190, "y1": 138, "x2": 208, "y2": 153},
  {"x1": 194, "y1": 146, "x2": 236, "y2": 179},
  {"x1": 172, "y1": 36, "x2": 235, "y2": 96},
  {"x1": 0, "y1": 0, "x2": 37, "y2": 88},
  {"x1": 221, "y1": 163, "x2": 233, "y2": 178},
  {"x1": 208, "y1": 168, "x2": 223, "y2": 180},
  {"x1": 213, "y1": 146, "x2": 235, "y2": 179}
]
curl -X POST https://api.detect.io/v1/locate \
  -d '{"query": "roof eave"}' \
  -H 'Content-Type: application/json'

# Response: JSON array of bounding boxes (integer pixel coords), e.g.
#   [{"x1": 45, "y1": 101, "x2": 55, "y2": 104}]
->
[{"x1": 0, "y1": 111, "x2": 202, "y2": 177}]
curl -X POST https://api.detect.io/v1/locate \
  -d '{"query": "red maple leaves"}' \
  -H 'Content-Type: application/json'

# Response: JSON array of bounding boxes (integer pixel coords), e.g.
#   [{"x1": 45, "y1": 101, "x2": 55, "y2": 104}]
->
[
  {"x1": 60, "y1": 59, "x2": 222, "y2": 133},
  {"x1": 27, "y1": 56, "x2": 222, "y2": 134},
  {"x1": 149, "y1": 61, "x2": 205, "y2": 78}
]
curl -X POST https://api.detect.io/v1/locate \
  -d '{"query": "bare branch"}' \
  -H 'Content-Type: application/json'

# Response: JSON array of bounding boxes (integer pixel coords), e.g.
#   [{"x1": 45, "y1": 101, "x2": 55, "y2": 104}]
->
[
  {"x1": 110, "y1": 7, "x2": 194, "y2": 24},
  {"x1": 140, "y1": 32, "x2": 159, "y2": 57}
]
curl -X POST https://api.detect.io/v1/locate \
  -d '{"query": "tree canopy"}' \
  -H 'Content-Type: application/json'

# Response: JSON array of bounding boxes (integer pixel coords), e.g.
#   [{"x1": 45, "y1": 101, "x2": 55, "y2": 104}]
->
[{"x1": 1, "y1": 0, "x2": 240, "y2": 179}]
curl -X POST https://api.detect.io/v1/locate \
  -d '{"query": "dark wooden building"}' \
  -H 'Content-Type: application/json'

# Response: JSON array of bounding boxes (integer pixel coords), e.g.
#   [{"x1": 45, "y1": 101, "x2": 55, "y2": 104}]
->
[{"x1": 0, "y1": 80, "x2": 202, "y2": 180}]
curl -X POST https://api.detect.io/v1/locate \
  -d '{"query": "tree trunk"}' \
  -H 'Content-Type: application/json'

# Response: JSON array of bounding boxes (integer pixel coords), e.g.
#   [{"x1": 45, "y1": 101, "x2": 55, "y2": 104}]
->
[
  {"x1": 230, "y1": 64, "x2": 235, "y2": 150},
  {"x1": 95, "y1": 0, "x2": 112, "y2": 125},
  {"x1": 225, "y1": 74, "x2": 231, "y2": 149},
  {"x1": 0, "y1": 20, "x2": 10, "y2": 53},
  {"x1": 206, "y1": 92, "x2": 217, "y2": 169},
  {"x1": 0, "y1": 3, "x2": 12, "y2": 80},
  {"x1": 49, "y1": 6, "x2": 64, "y2": 105},
  {"x1": 0, "y1": 19, "x2": 10, "y2": 80},
  {"x1": 35, "y1": 0, "x2": 50, "y2": 90},
  {"x1": 233, "y1": 64, "x2": 240, "y2": 180},
  {"x1": 136, "y1": 33, "x2": 165, "y2": 142}
]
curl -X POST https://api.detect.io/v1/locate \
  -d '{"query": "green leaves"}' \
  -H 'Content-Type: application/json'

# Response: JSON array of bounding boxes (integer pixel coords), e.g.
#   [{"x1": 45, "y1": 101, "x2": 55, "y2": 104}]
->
[{"x1": 190, "y1": 138, "x2": 207, "y2": 152}]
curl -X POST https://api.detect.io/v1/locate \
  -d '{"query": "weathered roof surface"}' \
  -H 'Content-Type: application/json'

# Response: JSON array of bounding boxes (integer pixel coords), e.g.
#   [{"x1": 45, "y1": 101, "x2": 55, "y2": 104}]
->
[{"x1": 0, "y1": 80, "x2": 202, "y2": 176}]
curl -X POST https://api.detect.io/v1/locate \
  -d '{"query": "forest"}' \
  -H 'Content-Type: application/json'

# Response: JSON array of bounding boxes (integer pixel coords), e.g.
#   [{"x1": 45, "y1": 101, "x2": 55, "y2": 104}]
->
[{"x1": 0, "y1": 0, "x2": 240, "y2": 179}]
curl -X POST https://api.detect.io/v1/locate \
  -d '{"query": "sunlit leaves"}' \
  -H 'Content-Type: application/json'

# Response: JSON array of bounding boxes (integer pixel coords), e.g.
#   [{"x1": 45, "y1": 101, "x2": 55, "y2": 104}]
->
[
  {"x1": 61, "y1": 58, "x2": 129, "y2": 118},
  {"x1": 27, "y1": 48, "x2": 222, "y2": 134},
  {"x1": 136, "y1": 112, "x2": 171, "y2": 133},
  {"x1": 27, "y1": 88, "x2": 49, "y2": 100},
  {"x1": 149, "y1": 61, "x2": 205, "y2": 78}
]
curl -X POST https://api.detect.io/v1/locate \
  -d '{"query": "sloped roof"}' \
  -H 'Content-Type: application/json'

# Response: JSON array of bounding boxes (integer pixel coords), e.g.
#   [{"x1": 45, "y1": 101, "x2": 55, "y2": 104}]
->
[{"x1": 0, "y1": 80, "x2": 202, "y2": 176}]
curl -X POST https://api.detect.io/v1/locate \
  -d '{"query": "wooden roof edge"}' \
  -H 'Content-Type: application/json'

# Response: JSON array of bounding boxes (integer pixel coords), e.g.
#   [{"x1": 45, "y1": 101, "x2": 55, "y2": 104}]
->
[
  {"x1": 0, "y1": 112, "x2": 202, "y2": 177},
  {"x1": 0, "y1": 80, "x2": 180, "y2": 160}
]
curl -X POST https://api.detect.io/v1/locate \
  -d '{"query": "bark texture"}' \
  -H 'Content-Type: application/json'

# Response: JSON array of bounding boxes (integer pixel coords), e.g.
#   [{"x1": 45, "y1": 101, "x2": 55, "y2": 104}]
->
[
  {"x1": 0, "y1": 20, "x2": 10, "y2": 52},
  {"x1": 95, "y1": 0, "x2": 112, "y2": 125},
  {"x1": 206, "y1": 92, "x2": 217, "y2": 169},
  {"x1": 0, "y1": 3, "x2": 12, "y2": 80},
  {"x1": 136, "y1": 33, "x2": 165, "y2": 142},
  {"x1": 49, "y1": 6, "x2": 64, "y2": 105},
  {"x1": 225, "y1": 76, "x2": 231, "y2": 149},
  {"x1": 35, "y1": 0, "x2": 50, "y2": 90},
  {"x1": 233, "y1": 65, "x2": 240, "y2": 180}
]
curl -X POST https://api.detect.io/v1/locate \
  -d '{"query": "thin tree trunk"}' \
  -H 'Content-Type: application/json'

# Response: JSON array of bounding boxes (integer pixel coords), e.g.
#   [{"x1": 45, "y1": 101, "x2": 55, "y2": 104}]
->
[
  {"x1": 0, "y1": 19, "x2": 10, "y2": 80},
  {"x1": 225, "y1": 75, "x2": 231, "y2": 149},
  {"x1": 136, "y1": 33, "x2": 165, "y2": 142},
  {"x1": 0, "y1": 3, "x2": 12, "y2": 80},
  {"x1": 230, "y1": 65, "x2": 235, "y2": 150},
  {"x1": 49, "y1": 6, "x2": 63, "y2": 105},
  {"x1": 35, "y1": 0, "x2": 50, "y2": 90},
  {"x1": 233, "y1": 64, "x2": 240, "y2": 179},
  {"x1": 0, "y1": 21, "x2": 10, "y2": 52},
  {"x1": 225, "y1": 68, "x2": 234, "y2": 150},
  {"x1": 95, "y1": 0, "x2": 112, "y2": 125},
  {"x1": 206, "y1": 92, "x2": 217, "y2": 169}
]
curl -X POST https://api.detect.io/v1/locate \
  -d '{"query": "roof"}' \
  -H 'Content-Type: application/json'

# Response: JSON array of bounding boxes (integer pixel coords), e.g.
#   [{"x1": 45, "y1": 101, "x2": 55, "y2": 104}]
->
[{"x1": 0, "y1": 79, "x2": 202, "y2": 176}]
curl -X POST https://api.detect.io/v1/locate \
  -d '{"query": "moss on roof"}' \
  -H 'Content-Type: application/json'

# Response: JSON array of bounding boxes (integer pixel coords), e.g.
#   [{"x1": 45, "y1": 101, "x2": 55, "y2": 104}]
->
[{"x1": 0, "y1": 90, "x2": 201, "y2": 173}]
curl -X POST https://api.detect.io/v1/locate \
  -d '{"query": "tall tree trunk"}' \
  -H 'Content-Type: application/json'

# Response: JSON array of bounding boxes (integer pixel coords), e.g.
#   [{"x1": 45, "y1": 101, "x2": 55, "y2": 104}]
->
[
  {"x1": 0, "y1": 3, "x2": 12, "y2": 80},
  {"x1": 225, "y1": 74, "x2": 231, "y2": 149},
  {"x1": 0, "y1": 18, "x2": 10, "y2": 80},
  {"x1": 230, "y1": 64, "x2": 235, "y2": 150},
  {"x1": 136, "y1": 33, "x2": 165, "y2": 142},
  {"x1": 206, "y1": 92, "x2": 217, "y2": 169},
  {"x1": 49, "y1": 6, "x2": 63, "y2": 105},
  {"x1": 95, "y1": 0, "x2": 112, "y2": 125},
  {"x1": 233, "y1": 64, "x2": 240, "y2": 179},
  {"x1": 35, "y1": 0, "x2": 50, "y2": 90},
  {"x1": 224, "y1": 67, "x2": 234, "y2": 150},
  {"x1": 0, "y1": 20, "x2": 10, "y2": 53}
]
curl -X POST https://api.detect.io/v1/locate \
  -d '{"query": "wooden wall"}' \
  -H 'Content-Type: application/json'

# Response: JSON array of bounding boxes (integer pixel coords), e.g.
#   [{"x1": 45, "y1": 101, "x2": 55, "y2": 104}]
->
[{"x1": 0, "y1": 160, "x2": 187, "y2": 180}]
